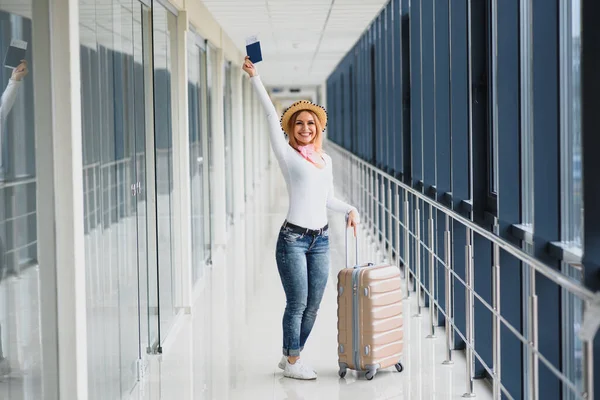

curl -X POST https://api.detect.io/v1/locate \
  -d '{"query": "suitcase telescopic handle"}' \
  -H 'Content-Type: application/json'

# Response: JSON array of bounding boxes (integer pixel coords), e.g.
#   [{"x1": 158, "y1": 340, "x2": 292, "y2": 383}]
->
[{"x1": 345, "y1": 214, "x2": 359, "y2": 268}]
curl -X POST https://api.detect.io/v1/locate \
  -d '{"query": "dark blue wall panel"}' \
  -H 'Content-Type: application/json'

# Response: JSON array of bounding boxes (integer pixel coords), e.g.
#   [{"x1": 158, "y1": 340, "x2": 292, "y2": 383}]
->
[
  {"x1": 532, "y1": 0, "x2": 562, "y2": 398},
  {"x1": 386, "y1": 2, "x2": 395, "y2": 174},
  {"x1": 421, "y1": 0, "x2": 435, "y2": 195},
  {"x1": 401, "y1": 2, "x2": 412, "y2": 185},
  {"x1": 410, "y1": 0, "x2": 422, "y2": 188},
  {"x1": 393, "y1": 0, "x2": 404, "y2": 178},
  {"x1": 496, "y1": 0, "x2": 523, "y2": 394}
]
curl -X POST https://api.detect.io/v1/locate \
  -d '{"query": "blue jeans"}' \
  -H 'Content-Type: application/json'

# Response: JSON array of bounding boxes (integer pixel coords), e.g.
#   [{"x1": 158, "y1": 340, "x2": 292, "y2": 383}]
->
[{"x1": 275, "y1": 224, "x2": 330, "y2": 357}]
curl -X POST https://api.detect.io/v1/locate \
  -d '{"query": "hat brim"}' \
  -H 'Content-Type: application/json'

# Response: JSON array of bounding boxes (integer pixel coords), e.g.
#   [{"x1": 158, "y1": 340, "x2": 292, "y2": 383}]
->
[{"x1": 280, "y1": 101, "x2": 327, "y2": 135}]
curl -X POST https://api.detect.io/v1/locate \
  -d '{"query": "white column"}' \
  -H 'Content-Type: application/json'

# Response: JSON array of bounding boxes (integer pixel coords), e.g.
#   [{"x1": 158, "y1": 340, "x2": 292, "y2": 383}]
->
[
  {"x1": 171, "y1": 11, "x2": 193, "y2": 310},
  {"x1": 46, "y1": 0, "x2": 88, "y2": 397},
  {"x1": 32, "y1": 0, "x2": 59, "y2": 397},
  {"x1": 211, "y1": 49, "x2": 227, "y2": 247},
  {"x1": 231, "y1": 70, "x2": 246, "y2": 222}
]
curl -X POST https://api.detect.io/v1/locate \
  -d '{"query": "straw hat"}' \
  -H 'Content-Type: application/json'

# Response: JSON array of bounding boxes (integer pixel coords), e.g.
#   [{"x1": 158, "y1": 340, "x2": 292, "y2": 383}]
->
[{"x1": 280, "y1": 100, "x2": 328, "y2": 135}]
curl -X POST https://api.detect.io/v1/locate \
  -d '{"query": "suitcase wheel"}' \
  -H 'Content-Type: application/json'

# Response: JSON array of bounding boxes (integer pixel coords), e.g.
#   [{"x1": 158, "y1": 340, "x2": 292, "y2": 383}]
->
[
  {"x1": 338, "y1": 367, "x2": 347, "y2": 378},
  {"x1": 365, "y1": 370, "x2": 375, "y2": 380},
  {"x1": 395, "y1": 362, "x2": 404, "y2": 373}
]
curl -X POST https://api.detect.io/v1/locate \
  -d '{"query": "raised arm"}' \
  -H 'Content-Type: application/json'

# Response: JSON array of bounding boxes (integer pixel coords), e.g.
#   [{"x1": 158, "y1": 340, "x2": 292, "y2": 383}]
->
[{"x1": 243, "y1": 57, "x2": 288, "y2": 161}]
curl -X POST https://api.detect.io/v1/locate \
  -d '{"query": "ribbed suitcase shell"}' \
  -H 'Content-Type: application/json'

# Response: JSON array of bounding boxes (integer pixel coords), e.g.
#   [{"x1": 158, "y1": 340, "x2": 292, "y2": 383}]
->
[{"x1": 337, "y1": 263, "x2": 404, "y2": 378}]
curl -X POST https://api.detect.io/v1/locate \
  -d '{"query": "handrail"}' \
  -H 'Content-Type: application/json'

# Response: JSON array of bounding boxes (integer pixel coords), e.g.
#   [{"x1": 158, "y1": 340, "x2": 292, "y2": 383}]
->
[{"x1": 326, "y1": 140, "x2": 595, "y2": 303}]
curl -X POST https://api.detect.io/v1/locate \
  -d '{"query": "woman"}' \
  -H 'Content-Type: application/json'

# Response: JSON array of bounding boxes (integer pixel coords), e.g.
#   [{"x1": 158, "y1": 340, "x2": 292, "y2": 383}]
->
[{"x1": 242, "y1": 56, "x2": 360, "y2": 380}]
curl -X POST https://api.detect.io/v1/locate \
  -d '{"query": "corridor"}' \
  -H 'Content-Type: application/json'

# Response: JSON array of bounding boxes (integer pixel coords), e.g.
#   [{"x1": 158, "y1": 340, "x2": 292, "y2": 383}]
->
[{"x1": 0, "y1": 0, "x2": 597, "y2": 398}]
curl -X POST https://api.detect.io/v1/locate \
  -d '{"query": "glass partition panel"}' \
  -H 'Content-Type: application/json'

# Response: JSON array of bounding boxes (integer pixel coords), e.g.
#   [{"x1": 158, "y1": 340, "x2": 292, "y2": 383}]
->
[
  {"x1": 0, "y1": 2, "x2": 43, "y2": 398},
  {"x1": 152, "y1": 0, "x2": 177, "y2": 345},
  {"x1": 187, "y1": 32, "x2": 211, "y2": 283},
  {"x1": 80, "y1": 0, "x2": 154, "y2": 396}
]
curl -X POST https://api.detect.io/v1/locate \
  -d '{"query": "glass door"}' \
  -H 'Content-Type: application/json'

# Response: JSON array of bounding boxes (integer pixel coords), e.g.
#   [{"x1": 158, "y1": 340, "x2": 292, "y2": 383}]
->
[
  {"x1": 80, "y1": 0, "x2": 161, "y2": 396},
  {"x1": 200, "y1": 47, "x2": 212, "y2": 266},
  {"x1": 135, "y1": 3, "x2": 161, "y2": 354},
  {"x1": 118, "y1": 1, "x2": 149, "y2": 396},
  {"x1": 151, "y1": 1, "x2": 177, "y2": 345},
  {"x1": 79, "y1": 0, "x2": 156, "y2": 396},
  {"x1": 187, "y1": 33, "x2": 212, "y2": 284}
]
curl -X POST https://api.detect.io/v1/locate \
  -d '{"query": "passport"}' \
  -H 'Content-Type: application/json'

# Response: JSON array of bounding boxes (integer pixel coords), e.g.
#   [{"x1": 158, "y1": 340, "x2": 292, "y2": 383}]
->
[
  {"x1": 3, "y1": 39, "x2": 27, "y2": 69},
  {"x1": 245, "y1": 36, "x2": 262, "y2": 64}
]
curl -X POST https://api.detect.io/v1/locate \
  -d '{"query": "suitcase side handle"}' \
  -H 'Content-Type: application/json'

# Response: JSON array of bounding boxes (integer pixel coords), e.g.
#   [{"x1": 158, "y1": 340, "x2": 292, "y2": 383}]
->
[{"x1": 345, "y1": 214, "x2": 359, "y2": 268}]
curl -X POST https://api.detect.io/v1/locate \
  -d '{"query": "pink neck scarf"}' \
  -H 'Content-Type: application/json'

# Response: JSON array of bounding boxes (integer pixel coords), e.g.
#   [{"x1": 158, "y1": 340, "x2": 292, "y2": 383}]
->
[{"x1": 297, "y1": 144, "x2": 321, "y2": 165}]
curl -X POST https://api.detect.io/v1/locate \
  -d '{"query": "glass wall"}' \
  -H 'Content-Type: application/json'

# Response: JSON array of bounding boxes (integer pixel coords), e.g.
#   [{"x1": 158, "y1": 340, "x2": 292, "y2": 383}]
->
[
  {"x1": 79, "y1": 1, "x2": 156, "y2": 397},
  {"x1": 152, "y1": 0, "x2": 177, "y2": 345},
  {"x1": 0, "y1": 1, "x2": 43, "y2": 398},
  {"x1": 187, "y1": 30, "x2": 211, "y2": 283},
  {"x1": 327, "y1": 0, "x2": 590, "y2": 396}
]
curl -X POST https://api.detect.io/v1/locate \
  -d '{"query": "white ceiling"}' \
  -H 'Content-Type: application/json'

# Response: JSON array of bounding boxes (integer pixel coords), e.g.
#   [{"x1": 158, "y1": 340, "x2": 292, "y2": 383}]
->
[{"x1": 201, "y1": 0, "x2": 388, "y2": 87}]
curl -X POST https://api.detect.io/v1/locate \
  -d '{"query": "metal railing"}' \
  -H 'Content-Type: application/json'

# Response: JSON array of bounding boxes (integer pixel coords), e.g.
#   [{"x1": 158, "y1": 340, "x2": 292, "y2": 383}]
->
[{"x1": 327, "y1": 141, "x2": 596, "y2": 400}]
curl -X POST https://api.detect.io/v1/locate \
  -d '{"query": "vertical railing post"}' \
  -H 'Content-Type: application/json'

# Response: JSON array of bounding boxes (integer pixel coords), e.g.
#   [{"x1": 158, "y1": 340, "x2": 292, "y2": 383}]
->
[
  {"x1": 362, "y1": 165, "x2": 366, "y2": 235},
  {"x1": 351, "y1": 159, "x2": 355, "y2": 207},
  {"x1": 379, "y1": 176, "x2": 386, "y2": 262},
  {"x1": 443, "y1": 215, "x2": 454, "y2": 365},
  {"x1": 359, "y1": 165, "x2": 368, "y2": 226},
  {"x1": 368, "y1": 169, "x2": 374, "y2": 261},
  {"x1": 373, "y1": 172, "x2": 381, "y2": 262},
  {"x1": 344, "y1": 155, "x2": 348, "y2": 199},
  {"x1": 360, "y1": 164, "x2": 366, "y2": 260},
  {"x1": 464, "y1": 228, "x2": 475, "y2": 398},
  {"x1": 388, "y1": 181, "x2": 393, "y2": 263},
  {"x1": 492, "y1": 220, "x2": 501, "y2": 399},
  {"x1": 352, "y1": 161, "x2": 360, "y2": 207},
  {"x1": 529, "y1": 273, "x2": 539, "y2": 400},
  {"x1": 395, "y1": 185, "x2": 401, "y2": 271},
  {"x1": 427, "y1": 205, "x2": 436, "y2": 338},
  {"x1": 584, "y1": 337, "x2": 594, "y2": 400},
  {"x1": 415, "y1": 201, "x2": 422, "y2": 316},
  {"x1": 404, "y1": 192, "x2": 411, "y2": 298}
]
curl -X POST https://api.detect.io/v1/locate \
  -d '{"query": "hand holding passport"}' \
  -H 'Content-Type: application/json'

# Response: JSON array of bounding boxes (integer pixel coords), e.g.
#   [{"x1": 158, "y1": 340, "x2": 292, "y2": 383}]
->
[{"x1": 245, "y1": 35, "x2": 262, "y2": 64}]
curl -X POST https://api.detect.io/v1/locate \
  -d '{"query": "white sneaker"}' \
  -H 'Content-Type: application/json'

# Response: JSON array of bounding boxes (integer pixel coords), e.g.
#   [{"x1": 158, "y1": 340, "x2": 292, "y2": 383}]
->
[
  {"x1": 283, "y1": 359, "x2": 317, "y2": 380},
  {"x1": 278, "y1": 356, "x2": 317, "y2": 373}
]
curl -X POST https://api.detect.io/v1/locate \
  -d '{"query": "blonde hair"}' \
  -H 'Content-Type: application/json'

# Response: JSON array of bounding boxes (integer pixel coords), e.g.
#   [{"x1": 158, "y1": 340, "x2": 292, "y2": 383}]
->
[{"x1": 286, "y1": 109, "x2": 324, "y2": 154}]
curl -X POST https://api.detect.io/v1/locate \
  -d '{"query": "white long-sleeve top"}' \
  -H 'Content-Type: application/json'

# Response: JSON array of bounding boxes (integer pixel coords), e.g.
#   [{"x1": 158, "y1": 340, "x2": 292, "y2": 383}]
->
[{"x1": 250, "y1": 75, "x2": 357, "y2": 229}]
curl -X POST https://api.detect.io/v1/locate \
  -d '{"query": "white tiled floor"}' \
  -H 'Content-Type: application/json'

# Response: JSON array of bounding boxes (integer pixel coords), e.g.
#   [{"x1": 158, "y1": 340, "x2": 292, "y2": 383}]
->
[{"x1": 130, "y1": 167, "x2": 493, "y2": 400}]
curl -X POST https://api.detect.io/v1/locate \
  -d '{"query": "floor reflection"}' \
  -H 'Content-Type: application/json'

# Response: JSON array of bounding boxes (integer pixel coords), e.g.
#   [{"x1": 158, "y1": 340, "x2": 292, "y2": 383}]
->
[{"x1": 0, "y1": 266, "x2": 43, "y2": 400}]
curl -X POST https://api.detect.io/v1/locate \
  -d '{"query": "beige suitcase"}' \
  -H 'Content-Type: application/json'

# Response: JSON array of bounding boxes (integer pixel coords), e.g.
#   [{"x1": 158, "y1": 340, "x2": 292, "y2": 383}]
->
[{"x1": 337, "y1": 233, "x2": 404, "y2": 380}]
